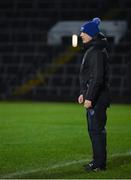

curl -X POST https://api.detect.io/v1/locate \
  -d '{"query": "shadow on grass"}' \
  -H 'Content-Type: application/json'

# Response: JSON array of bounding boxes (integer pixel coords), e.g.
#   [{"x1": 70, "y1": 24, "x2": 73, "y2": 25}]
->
[
  {"x1": 108, "y1": 154, "x2": 131, "y2": 170},
  {"x1": 11, "y1": 154, "x2": 131, "y2": 179},
  {"x1": 21, "y1": 166, "x2": 85, "y2": 179}
]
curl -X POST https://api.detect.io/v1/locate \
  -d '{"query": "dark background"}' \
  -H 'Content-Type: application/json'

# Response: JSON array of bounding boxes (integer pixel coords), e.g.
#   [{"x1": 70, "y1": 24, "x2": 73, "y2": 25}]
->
[{"x1": 0, "y1": 0, "x2": 131, "y2": 103}]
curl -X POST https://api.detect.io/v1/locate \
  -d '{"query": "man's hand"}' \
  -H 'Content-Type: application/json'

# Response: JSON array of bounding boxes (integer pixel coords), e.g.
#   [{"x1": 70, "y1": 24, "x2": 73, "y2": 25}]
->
[
  {"x1": 78, "y1": 94, "x2": 84, "y2": 104},
  {"x1": 84, "y1": 100, "x2": 92, "y2": 109}
]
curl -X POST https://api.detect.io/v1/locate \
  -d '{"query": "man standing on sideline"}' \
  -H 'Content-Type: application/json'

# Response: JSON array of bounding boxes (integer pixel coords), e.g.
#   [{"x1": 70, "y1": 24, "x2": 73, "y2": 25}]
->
[{"x1": 78, "y1": 17, "x2": 110, "y2": 172}]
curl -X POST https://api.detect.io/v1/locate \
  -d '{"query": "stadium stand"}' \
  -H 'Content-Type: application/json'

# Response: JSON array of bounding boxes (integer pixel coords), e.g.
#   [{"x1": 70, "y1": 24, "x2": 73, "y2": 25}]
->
[{"x1": 0, "y1": 0, "x2": 131, "y2": 103}]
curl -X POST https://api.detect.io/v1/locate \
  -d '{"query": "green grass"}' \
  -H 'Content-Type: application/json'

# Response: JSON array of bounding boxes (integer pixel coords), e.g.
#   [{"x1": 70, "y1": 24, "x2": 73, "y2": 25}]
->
[{"x1": 0, "y1": 102, "x2": 131, "y2": 179}]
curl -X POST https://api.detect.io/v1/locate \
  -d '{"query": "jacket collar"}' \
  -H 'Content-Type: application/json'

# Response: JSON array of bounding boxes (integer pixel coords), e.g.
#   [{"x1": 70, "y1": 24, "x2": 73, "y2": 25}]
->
[{"x1": 82, "y1": 32, "x2": 108, "y2": 50}]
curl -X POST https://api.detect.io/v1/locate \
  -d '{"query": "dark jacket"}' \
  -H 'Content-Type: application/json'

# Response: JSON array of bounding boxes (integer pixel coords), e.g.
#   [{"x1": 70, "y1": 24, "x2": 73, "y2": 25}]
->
[{"x1": 79, "y1": 32, "x2": 110, "y2": 107}]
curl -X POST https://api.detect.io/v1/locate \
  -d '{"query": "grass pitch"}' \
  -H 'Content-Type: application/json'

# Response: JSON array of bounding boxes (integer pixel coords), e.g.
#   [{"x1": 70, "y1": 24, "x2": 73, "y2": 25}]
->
[{"x1": 0, "y1": 102, "x2": 130, "y2": 179}]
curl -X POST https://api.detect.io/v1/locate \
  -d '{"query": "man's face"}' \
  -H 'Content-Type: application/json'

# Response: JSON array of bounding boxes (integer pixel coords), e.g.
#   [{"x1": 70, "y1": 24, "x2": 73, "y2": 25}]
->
[{"x1": 80, "y1": 32, "x2": 92, "y2": 43}]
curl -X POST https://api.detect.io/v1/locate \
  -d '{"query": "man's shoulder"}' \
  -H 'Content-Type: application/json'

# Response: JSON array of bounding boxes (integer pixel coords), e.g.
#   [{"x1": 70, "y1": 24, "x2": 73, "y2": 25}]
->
[
  {"x1": 89, "y1": 46, "x2": 102, "y2": 56},
  {"x1": 85, "y1": 46, "x2": 94, "y2": 55}
]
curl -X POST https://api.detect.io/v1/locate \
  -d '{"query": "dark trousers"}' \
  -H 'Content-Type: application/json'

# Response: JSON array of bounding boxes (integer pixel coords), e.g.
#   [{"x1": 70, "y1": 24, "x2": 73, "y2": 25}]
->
[{"x1": 86, "y1": 104, "x2": 107, "y2": 167}]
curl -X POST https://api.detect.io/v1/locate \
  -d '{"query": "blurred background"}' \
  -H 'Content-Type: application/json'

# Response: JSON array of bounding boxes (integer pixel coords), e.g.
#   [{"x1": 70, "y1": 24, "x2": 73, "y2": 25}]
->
[{"x1": 0, "y1": 0, "x2": 131, "y2": 103}]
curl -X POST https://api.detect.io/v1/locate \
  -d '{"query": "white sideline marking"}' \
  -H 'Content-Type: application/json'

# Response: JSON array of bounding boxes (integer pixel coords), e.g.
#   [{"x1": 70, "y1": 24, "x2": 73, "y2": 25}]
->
[
  {"x1": 1, "y1": 158, "x2": 89, "y2": 179},
  {"x1": 110, "y1": 151, "x2": 131, "y2": 157},
  {"x1": 1, "y1": 151, "x2": 131, "y2": 179}
]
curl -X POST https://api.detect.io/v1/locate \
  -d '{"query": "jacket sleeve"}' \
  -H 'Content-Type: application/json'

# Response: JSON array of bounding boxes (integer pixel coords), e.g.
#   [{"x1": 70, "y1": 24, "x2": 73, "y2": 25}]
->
[
  {"x1": 79, "y1": 77, "x2": 84, "y2": 95},
  {"x1": 86, "y1": 50, "x2": 104, "y2": 102}
]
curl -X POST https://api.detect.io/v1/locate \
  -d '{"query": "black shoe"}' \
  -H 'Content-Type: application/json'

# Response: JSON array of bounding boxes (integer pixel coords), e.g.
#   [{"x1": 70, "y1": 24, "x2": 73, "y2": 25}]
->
[
  {"x1": 83, "y1": 162, "x2": 106, "y2": 172},
  {"x1": 83, "y1": 160, "x2": 95, "y2": 168}
]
